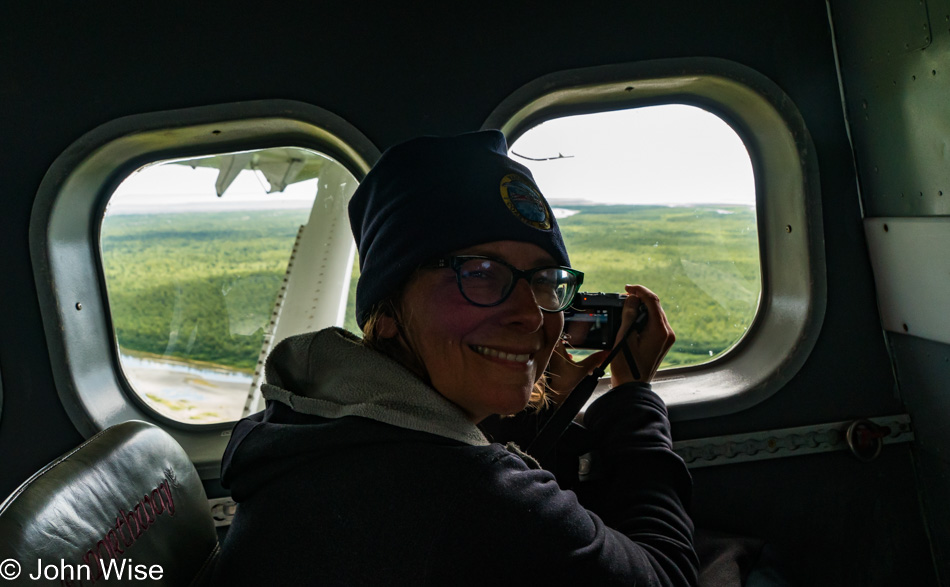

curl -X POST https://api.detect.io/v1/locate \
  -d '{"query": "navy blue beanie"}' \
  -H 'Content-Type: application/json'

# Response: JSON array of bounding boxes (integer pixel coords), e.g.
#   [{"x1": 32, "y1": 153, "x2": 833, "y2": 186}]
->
[{"x1": 348, "y1": 130, "x2": 570, "y2": 329}]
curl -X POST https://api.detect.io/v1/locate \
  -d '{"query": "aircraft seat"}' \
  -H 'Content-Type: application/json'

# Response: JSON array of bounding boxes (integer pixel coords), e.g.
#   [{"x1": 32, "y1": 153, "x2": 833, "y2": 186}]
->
[{"x1": 0, "y1": 420, "x2": 218, "y2": 585}]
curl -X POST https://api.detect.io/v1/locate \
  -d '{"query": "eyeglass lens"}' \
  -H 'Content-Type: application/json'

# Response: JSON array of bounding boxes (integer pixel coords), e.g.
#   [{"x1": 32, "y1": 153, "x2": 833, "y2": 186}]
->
[{"x1": 456, "y1": 258, "x2": 576, "y2": 311}]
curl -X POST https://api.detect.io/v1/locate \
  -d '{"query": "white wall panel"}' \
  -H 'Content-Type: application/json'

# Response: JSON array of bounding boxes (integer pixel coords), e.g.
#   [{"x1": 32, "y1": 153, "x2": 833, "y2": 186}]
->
[{"x1": 864, "y1": 217, "x2": 950, "y2": 345}]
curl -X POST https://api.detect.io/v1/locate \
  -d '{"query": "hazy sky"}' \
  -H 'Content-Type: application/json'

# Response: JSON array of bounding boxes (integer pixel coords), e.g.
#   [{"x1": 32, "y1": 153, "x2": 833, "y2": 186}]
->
[
  {"x1": 510, "y1": 104, "x2": 755, "y2": 206},
  {"x1": 109, "y1": 103, "x2": 754, "y2": 212},
  {"x1": 108, "y1": 163, "x2": 318, "y2": 213}
]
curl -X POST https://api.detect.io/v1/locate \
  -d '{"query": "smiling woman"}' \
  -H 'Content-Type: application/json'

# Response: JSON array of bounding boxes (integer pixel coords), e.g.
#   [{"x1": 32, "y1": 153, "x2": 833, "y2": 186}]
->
[{"x1": 214, "y1": 130, "x2": 696, "y2": 586}]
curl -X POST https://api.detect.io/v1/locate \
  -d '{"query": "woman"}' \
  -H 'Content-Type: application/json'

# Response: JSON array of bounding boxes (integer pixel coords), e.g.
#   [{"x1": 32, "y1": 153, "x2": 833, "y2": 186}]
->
[{"x1": 215, "y1": 131, "x2": 698, "y2": 586}]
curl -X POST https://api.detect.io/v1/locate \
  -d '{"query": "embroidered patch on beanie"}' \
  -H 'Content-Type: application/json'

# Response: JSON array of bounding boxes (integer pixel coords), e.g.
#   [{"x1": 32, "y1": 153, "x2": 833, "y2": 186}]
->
[{"x1": 500, "y1": 173, "x2": 552, "y2": 230}]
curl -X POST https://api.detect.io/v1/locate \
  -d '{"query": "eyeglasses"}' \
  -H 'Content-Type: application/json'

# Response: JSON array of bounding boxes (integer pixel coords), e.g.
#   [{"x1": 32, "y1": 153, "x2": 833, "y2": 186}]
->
[{"x1": 433, "y1": 255, "x2": 584, "y2": 313}]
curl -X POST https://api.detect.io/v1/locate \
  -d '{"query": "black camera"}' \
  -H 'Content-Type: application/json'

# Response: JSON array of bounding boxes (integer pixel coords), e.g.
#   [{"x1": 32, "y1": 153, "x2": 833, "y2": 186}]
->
[{"x1": 561, "y1": 292, "x2": 626, "y2": 350}]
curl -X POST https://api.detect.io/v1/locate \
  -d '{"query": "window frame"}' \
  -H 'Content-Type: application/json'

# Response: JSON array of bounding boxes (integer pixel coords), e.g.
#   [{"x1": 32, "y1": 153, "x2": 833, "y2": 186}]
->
[
  {"x1": 484, "y1": 58, "x2": 826, "y2": 420},
  {"x1": 30, "y1": 100, "x2": 379, "y2": 477}
]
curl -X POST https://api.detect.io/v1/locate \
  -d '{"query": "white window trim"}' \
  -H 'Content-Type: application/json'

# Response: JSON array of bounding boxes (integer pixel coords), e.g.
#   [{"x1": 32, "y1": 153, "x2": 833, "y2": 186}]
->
[
  {"x1": 30, "y1": 100, "x2": 379, "y2": 477},
  {"x1": 484, "y1": 58, "x2": 826, "y2": 420}
]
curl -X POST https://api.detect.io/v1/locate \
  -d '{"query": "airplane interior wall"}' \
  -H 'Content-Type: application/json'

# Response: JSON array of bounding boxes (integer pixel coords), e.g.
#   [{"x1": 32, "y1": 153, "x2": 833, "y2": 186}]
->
[
  {"x1": 831, "y1": 0, "x2": 950, "y2": 582},
  {"x1": 0, "y1": 1, "x2": 944, "y2": 584}
]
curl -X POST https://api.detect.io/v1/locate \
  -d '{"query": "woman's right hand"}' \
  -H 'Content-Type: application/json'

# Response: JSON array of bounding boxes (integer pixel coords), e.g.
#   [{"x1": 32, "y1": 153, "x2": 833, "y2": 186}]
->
[{"x1": 609, "y1": 284, "x2": 675, "y2": 387}]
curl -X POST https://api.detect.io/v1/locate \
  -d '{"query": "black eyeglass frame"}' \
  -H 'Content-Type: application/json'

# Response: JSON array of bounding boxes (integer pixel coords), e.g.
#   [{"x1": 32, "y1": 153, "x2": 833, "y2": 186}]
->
[{"x1": 432, "y1": 255, "x2": 584, "y2": 313}]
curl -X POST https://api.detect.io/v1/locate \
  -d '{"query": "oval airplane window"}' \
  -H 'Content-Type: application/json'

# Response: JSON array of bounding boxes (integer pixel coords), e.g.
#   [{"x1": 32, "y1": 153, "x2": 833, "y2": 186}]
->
[
  {"x1": 32, "y1": 100, "x2": 378, "y2": 470},
  {"x1": 509, "y1": 105, "x2": 758, "y2": 369},
  {"x1": 101, "y1": 148, "x2": 358, "y2": 424},
  {"x1": 486, "y1": 59, "x2": 826, "y2": 418}
]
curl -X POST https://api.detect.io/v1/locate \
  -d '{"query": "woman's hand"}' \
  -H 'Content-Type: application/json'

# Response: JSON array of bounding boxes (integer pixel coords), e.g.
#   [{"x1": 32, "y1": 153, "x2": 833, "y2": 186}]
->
[
  {"x1": 545, "y1": 284, "x2": 673, "y2": 403},
  {"x1": 610, "y1": 284, "x2": 675, "y2": 387}
]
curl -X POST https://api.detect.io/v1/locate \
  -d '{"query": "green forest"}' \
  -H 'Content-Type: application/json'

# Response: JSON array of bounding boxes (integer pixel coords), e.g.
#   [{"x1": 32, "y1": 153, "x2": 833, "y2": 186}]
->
[{"x1": 101, "y1": 204, "x2": 759, "y2": 374}]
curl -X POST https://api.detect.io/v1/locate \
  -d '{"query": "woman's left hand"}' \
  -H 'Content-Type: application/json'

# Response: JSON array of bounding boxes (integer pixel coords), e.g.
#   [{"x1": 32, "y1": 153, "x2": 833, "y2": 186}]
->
[
  {"x1": 545, "y1": 342, "x2": 608, "y2": 406},
  {"x1": 609, "y1": 284, "x2": 675, "y2": 387}
]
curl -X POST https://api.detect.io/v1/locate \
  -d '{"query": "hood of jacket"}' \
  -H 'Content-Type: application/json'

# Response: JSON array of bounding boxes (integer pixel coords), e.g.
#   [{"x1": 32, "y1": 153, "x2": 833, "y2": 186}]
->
[{"x1": 221, "y1": 327, "x2": 489, "y2": 498}]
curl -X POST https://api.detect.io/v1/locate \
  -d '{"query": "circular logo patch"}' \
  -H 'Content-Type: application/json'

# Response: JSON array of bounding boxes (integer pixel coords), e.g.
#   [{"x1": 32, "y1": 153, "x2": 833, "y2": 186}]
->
[{"x1": 500, "y1": 174, "x2": 551, "y2": 230}]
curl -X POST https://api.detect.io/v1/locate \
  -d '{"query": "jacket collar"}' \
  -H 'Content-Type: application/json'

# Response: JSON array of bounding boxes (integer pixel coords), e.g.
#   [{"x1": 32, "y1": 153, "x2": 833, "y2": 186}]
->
[{"x1": 261, "y1": 327, "x2": 489, "y2": 446}]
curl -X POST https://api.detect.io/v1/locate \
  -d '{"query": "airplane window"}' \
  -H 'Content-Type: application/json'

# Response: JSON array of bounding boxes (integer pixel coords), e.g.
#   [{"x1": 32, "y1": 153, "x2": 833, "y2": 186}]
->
[
  {"x1": 509, "y1": 105, "x2": 758, "y2": 370},
  {"x1": 101, "y1": 148, "x2": 356, "y2": 424}
]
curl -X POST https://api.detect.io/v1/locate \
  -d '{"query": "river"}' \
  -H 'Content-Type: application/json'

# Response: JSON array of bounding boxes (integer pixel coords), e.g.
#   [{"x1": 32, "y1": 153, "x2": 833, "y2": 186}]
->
[{"x1": 119, "y1": 354, "x2": 252, "y2": 424}]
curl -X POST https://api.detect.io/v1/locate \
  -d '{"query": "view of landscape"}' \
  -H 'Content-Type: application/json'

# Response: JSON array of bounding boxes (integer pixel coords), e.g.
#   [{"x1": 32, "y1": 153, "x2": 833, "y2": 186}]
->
[{"x1": 100, "y1": 203, "x2": 760, "y2": 423}]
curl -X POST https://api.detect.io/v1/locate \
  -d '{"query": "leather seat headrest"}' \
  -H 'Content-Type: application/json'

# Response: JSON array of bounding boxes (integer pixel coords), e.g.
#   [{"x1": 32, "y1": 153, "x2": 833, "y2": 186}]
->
[{"x1": 0, "y1": 420, "x2": 218, "y2": 585}]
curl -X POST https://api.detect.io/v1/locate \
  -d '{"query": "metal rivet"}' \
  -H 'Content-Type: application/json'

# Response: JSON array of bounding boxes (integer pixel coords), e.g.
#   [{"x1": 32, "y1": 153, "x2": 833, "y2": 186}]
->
[{"x1": 75, "y1": 302, "x2": 82, "y2": 311}]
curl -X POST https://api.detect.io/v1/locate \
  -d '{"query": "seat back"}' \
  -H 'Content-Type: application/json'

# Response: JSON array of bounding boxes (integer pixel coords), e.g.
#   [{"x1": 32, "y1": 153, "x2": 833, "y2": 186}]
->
[{"x1": 0, "y1": 420, "x2": 218, "y2": 585}]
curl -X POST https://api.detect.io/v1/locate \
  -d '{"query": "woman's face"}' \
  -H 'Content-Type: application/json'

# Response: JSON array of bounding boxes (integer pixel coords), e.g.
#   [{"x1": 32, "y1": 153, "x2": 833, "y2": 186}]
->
[{"x1": 394, "y1": 240, "x2": 564, "y2": 423}]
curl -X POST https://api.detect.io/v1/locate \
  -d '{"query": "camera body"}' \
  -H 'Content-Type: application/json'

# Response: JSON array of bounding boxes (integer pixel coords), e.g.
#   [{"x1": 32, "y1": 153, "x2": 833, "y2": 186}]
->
[{"x1": 561, "y1": 292, "x2": 626, "y2": 350}]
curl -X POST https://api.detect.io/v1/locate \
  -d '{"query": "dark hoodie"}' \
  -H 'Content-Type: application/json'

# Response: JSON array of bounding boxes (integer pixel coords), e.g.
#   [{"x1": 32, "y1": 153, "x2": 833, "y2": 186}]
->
[{"x1": 215, "y1": 328, "x2": 698, "y2": 586}]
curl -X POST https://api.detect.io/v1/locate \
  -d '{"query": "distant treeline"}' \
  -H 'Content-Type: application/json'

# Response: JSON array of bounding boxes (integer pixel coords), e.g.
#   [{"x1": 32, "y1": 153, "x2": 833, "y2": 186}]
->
[{"x1": 101, "y1": 205, "x2": 760, "y2": 373}]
